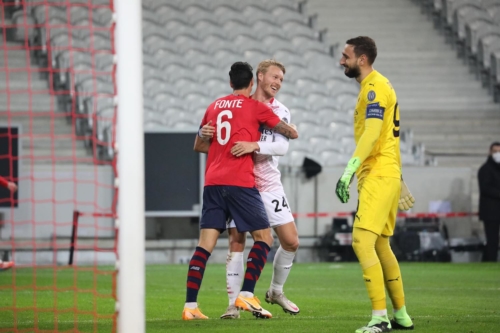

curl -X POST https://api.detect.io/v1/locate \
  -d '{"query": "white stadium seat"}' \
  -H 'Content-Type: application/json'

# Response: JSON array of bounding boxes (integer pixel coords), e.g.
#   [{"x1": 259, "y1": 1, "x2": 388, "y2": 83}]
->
[
  {"x1": 252, "y1": 21, "x2": 290, "y2": 41},
  {"x1": 175, "y1": 0, "x2": 211, "y2": 11},
  {"x1": 320, "y1": 151, "x2": 351, "y2": 166},
  {"x1": 282, "y1": 21, "x2": 319, "y2": 40},
  {"x1": 272, "y1": 7, "x2": 309, "y2": 26},
  {"x1": 185, "y1": 6, "x2": 217, "y2": 25},
  {"x1": 194, "y1": 21, "x2": 227, "y2": 40},
  {"x1": 273, "y1": 50, "x2": 308, "y2": 68},
  {"x1": 291, "y1": 36, "x2": 330, "y2": 54},
  {"x1": 262, "y1": 35, "x2": 296, "y2": 54},
  {"x1": 157, "y1": 5, "x2": 189, "y2": 26}
]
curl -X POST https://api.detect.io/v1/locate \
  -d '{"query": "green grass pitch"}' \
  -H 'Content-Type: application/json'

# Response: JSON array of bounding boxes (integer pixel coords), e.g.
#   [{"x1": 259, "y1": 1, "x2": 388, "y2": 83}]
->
[{"x1": 0, "y1": 263, "x2": 499, "y2": 332}]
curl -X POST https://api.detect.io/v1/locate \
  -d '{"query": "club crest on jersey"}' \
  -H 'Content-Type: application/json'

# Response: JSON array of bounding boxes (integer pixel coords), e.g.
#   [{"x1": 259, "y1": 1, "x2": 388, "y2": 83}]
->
[{"x1": 367, "y1": 90, "x2": 376, "y2": 101}]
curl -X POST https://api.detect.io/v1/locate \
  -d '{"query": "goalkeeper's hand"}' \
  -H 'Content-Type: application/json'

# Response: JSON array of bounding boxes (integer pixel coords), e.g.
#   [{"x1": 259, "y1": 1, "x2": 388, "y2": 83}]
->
[
  {"x1": 399, "y1": 179, "x2": 415, "y2": 211},
  {"x1": 335, "y1": 157, "x2": 361, "y2": 203}
]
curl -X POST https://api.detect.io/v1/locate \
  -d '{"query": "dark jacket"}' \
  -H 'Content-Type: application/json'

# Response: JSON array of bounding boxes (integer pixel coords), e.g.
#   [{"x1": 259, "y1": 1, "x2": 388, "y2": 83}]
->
[{"x1": 478, "y1": 156, "x2": 500, "y2": 221}]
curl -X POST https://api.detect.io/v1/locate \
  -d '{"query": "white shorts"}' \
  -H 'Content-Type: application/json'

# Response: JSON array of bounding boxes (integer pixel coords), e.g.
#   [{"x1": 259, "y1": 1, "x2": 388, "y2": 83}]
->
[{"x1": 228, "y1": 191, "x2": 294, "y2": 229}]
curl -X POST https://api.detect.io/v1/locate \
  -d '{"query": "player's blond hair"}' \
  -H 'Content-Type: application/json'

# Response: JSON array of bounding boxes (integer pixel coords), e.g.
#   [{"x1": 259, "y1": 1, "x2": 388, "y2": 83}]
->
[{"x1": 256, "y1": 59, "x2": 286, "y2": 79}]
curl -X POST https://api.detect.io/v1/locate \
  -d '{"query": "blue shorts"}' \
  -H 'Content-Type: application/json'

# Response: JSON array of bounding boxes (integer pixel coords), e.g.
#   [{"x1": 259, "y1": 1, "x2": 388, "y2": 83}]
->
[{"x1": 200, "y1": 185, "x2": 270, "y2": 233}]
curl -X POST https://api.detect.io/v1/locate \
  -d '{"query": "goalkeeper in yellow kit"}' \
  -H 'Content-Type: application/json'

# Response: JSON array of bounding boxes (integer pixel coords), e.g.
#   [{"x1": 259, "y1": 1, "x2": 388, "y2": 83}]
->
[{"x1": 336, "y1": 36, "x2": 415, "y2": 333}]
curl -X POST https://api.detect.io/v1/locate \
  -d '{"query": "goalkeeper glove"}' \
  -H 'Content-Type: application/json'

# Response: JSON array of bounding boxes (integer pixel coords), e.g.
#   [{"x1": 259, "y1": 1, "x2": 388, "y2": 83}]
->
[
  {"x1": 336, "y1": 157, "x2": 361, "y2": 203},
  {"x1": 399, "y1": 179, "x2": 415, "y2": 211}
]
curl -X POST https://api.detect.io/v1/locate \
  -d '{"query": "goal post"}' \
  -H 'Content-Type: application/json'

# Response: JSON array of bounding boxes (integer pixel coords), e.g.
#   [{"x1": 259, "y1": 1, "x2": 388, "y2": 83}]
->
[{"x1": 115, "y1": 0, "x2": 145, "y2": 332}]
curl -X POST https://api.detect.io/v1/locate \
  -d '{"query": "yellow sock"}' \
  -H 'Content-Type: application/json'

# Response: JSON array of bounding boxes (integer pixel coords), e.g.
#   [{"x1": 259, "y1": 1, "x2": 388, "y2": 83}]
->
[
  {"x1": 352, "y1": 228, "x2": 386, "y2": 311},
  {"x1": 376, "y1": 235, "x2": 405, "y2": 310}
]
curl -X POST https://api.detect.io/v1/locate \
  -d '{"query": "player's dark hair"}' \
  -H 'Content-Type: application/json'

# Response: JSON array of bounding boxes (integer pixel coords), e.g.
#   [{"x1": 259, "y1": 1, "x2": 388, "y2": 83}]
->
[
  {"x1": 490, "y1": 141, "x2": 500, "y2": 151},
  {"x1": 346, "y1": 36, "x2": 377, "y2": 65},
  {"x1": 229, "y1": 62, "x2": 253, "y2": 90}
]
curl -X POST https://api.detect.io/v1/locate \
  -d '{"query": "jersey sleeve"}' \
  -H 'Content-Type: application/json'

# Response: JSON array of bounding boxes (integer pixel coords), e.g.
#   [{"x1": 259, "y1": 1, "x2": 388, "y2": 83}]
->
[
  {"x1": 351, "y1": 85, "x2": 388, "y2": 163},
  {"x1": 200, "y1": 106, "x2": 210, "y2": 128},
  {"x1": 0, "y1": 176, "x2": 9, "y2": 188},
  {"x1": 365, "y1": 84, "x2": 388, "y2": 121},
  {"x1": 256, "y1": 102, "x2": 280, "y2": 129},
  {"x1": 257, "y1": 132, "x2": 289, "y2": 156},
  {"x1": 256, "y1": 106, "x2": 290, "y2": 156}
]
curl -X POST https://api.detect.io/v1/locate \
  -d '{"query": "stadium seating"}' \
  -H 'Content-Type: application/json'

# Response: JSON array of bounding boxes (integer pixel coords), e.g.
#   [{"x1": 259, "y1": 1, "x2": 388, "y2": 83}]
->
[
  {"x1": 7, "y1": 0, "x2": 421, "y2": 165},
  {"x1": 10, "y1": 0, "x2": 114, "y2": 159},
  {"x1": 419, "y1": 0, "x2": 500, "y2": 101}
]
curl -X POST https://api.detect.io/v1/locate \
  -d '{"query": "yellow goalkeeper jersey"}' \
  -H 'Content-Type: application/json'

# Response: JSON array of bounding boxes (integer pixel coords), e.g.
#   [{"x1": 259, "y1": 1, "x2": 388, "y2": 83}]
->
[{"x1": 353, "y1": 70, "x2": 401, "y2": 181}]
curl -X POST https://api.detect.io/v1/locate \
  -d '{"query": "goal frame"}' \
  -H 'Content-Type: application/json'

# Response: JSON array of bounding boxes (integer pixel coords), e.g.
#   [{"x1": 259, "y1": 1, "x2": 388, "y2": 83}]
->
[{"x1": 115, "y1": 0, "x2": 145, "y2": 332}]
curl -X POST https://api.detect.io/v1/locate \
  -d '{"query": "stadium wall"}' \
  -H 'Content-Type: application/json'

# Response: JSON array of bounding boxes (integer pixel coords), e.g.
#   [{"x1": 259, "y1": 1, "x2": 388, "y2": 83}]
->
[
  {"x1": 1, "y1": 166, "x2": 479, "y2": 265},
  {"x1": 283, "y1": 166, "x2": 473, "y2": 238},
  {"x1": 0, "y1": 165, "x2": 114, "y2": 240}
]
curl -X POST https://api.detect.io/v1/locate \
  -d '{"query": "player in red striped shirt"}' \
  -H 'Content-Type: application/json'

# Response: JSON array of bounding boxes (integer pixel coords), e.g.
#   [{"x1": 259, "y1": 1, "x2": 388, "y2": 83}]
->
[{"x1": 182, "y1": 62, "x2": 298, "y2": 320}]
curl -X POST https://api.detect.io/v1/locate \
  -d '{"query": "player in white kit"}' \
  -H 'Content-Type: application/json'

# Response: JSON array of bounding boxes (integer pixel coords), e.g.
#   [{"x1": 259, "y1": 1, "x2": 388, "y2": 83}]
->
[{"x1": 220, "y1": 59, "x2": 300, "y2": 319}]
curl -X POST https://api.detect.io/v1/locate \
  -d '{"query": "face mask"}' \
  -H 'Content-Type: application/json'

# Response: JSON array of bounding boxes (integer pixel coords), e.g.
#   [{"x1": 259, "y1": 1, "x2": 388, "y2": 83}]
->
[{"x1": 492, "y1": 152, "x2": 500, "y2": 163}]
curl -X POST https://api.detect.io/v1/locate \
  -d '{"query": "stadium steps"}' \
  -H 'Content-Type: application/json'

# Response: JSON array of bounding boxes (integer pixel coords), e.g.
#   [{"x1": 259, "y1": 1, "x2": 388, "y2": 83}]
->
[
  {"x1": 405, "y1": 110, "x2": 497, "y2": 161},
  {"x1": 308, "y1": 0, "x2": 500, "y2": 168},
  {"x1": 0, "y1": 37, "x2": 91, "y2": 164}
]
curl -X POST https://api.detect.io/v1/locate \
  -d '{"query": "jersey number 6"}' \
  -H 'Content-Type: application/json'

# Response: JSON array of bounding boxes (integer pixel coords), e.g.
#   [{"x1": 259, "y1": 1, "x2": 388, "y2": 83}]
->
[{"x1": 217, "y1": 110, "x2": 233, "y2": 145}]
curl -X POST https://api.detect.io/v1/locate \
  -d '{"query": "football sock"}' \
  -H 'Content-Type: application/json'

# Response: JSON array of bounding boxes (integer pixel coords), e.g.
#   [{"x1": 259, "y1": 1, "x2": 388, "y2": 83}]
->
[
  {"x1": 372, "y1": 309, "x2": 387, "y2": 317},
  {"x1": 240, "y1": 241, "x2": 270, "y2": 294},
  {"x1": 239, "y1": 291, "x2": 253, "y2": 298},
  {"x1": 368, "y1": 314, "x2": 390, "y2": 326},
  {"x1": 376, "y1": 235, "x2": 406, "y2": 310},
  {"x1": 270, "y1": 246, "x2": 296, "y2": 293},
  {"x1": 185, "y1": 246, "x2": 211, "y2": 303},
  {"x1": 352, "y1": 227, "x2": 386, "y2": 310},
  {"x1": 184, "y1": 302, "x2": 197, "y2": 309},
  {"x1": 226, "y1": 251, "x2": 244, "y2": 306}
]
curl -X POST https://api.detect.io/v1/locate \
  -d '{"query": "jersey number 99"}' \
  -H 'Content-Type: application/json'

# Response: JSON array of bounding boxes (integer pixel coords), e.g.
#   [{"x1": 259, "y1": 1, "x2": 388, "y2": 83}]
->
[
  {"x1": 393, "y1": 102, "x2": 400, "y2": 138},
  {"x1": 217, "y1": 110, "x2": 233, "y2": 145}
]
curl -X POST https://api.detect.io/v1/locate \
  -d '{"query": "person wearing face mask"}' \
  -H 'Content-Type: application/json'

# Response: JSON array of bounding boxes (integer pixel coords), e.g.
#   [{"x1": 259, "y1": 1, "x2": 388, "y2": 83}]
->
[{"x1": 478, "y1": 141, "x2": 500, "y2": 262}]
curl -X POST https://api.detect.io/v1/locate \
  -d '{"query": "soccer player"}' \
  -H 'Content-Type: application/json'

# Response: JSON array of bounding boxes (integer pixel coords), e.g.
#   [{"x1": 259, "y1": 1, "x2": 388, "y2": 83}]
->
[
  {"x1": 336, "y1": 36, "x2": 415, "y2": 333},
  {"x1": 0, "y1": 176, "x2": 17, "y2": 193},
  {"x1": 220, "y1": 59, "x2": 300, "y2": 319},
  {"x1": 182, "y1": 62, "x2": 298, "y2": 321},
  {"x1": 0, "y1": 176, "x2": 17, "y2": 270}
]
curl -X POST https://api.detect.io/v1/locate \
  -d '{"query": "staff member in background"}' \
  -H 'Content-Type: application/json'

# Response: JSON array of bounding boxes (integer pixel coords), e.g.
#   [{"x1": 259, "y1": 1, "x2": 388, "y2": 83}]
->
[
  {"x1": 0, "y1": 175, "x2": 17, "y2": 270},
  {"x1": 478, "y1": 142, "x2": 500, "y2": 262}
]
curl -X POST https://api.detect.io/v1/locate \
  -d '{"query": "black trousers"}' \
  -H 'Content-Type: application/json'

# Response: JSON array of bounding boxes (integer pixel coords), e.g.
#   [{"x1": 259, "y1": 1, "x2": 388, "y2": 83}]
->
[{"x1": 483, "y1": 220, "x2": 500, "y2": 262}]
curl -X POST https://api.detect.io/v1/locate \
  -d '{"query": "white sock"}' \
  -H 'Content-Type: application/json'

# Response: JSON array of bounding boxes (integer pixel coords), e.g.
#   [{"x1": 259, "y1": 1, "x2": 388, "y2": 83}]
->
[
  {"x1": 372, "y1": 309, "x2": 388, "y2": 317},
  {"x1": 184, "y1": 302, "x2": 197, "y2": 309},
  {"x1": 270, "y1": 246, "x2": 296, "y2": 294},
  {"x1": 226, "y1": 252, "x2": 244, "y2": 306},
  {"x1": 239, "y1": 291, "x2": 253, "y2": 298}
]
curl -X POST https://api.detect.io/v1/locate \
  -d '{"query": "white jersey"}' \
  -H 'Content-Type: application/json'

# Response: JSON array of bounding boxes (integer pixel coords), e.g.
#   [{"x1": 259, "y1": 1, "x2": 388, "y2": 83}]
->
[{"x1": 254, "y1": 98, "x2": 290, "y2": 193}]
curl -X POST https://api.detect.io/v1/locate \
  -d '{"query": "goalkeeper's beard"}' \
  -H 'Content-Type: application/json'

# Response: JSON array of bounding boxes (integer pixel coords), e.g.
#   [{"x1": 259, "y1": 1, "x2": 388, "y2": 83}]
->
[{"x1": 343, "y1": 64, "x2": 361, "y2": 79}]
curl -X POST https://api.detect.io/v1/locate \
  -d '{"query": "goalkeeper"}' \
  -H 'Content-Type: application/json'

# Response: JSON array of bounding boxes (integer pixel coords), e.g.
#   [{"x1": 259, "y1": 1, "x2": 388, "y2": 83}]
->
[{"x1": 336, "y1": 36, "x2": 414, "y2": 333}]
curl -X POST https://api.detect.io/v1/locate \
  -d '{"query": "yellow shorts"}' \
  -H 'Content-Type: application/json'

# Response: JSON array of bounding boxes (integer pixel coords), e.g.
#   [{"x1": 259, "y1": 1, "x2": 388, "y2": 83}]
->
[{"x1": 355, "y1": 177, "x2": 400, "y2": 237}]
